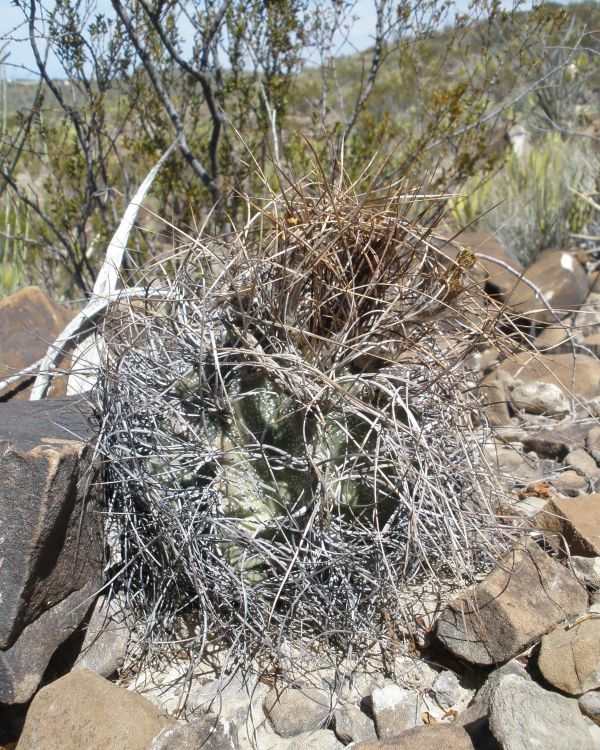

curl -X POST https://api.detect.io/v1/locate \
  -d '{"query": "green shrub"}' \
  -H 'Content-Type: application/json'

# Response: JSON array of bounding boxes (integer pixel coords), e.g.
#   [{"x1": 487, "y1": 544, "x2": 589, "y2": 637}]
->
[{"x1": 450, "y1": 133, "x2": 593, "y2": 265}]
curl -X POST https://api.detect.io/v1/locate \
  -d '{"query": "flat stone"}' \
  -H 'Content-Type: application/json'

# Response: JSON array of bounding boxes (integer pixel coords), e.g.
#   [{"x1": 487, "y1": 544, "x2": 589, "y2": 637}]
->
[
  {"x1": 507, "y1": 249, "x2": 589, "y2": 325},
  {"x1": 436, "y1": 540, "x2": 588, "y2": 666},
  {"x1": 150, "y1": 715, "x2": 237, "y2": 749},
  {"x1": 489, "y1": 674, "x2": 594, "y2": 750},
  {"x1": 15, "y1": 669, "x2": 174, "y2": 750},
  {"x1": 579, "y1": 691, "x2": 600, "y2": 726},
  {"x1": 263, "y1": 686, "x2": 330, "y2": 737},
  {"x1": 371, "y1": 684, "x2": 419, "y2": 739},
  {"x1": 0, "y1": 397, "x2": 103, "y2": 703},
  {"x1": 571, "y1": 556, "x2": 600, "y2": 590},
  {"x1": 539, "y1": 495, "x2": 600, "y2": 555},
  {"x1": 0, "y1": 286, "x2": 72, "y2": 400},
  {"x1": 332, "y1": 704, "x2": 377, "y2": 744},
  {"x1": 538, "y1": 613, "x2": 600, "y2": 695},
  {"x1": 510, "y1": 381, "x2": 570, "y2": 416},
  {"x1": 350, "y1": 723, "x2": 475, "y2": 749}
]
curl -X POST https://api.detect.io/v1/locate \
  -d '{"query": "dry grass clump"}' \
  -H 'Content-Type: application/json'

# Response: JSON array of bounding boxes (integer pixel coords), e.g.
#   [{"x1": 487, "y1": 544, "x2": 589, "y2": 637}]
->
[{"x1": 96, "y1": 163, "x2": 510, "y2": 676}]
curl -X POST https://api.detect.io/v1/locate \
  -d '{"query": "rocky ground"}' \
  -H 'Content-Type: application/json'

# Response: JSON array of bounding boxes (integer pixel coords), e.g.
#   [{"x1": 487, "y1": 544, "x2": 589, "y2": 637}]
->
[{"x1": 3, "y1": 232, "x2": 600, "y2": 749}]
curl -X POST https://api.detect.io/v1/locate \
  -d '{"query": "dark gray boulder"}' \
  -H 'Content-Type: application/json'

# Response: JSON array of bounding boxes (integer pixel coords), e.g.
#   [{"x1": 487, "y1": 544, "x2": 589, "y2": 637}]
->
[{"x1": 0, "y1": 397, "x2": 103, "y2": 703}]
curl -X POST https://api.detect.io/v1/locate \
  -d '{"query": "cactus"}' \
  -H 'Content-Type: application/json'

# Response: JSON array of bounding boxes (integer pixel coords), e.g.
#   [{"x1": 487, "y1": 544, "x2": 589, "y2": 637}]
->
[{"x1": 98, "y1": 164, "x2": 509, "y2": 672}]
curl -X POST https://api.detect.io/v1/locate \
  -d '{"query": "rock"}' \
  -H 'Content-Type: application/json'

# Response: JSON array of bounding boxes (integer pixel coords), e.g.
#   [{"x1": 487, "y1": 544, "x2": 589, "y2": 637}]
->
[
  {"x1": 431, "y1": 671, "x2": 460, "y2": 708},
  {"x1": 0, "y1": 286, "x2": 72, "y2": 400},
  {"x1": 539, "y1": 495, "x2": 600, "y2": 555},
  {"x1": 150, "y1": 715, "x2": 237, "y2": 749},
  {"x1": 550, "y1": 470, "x2": 591, "y2": 497},
  {"x1": 263, "y1": 685, "x2": 330, "y2": 737},
  {"x1": 488, "y1": 673, "x2": 594, "y2": 750},
  {"x1": 511, "y1": 495, "x2": 549, "y2": 518},
  {"x1": 0, "y1": 581, "x2": 98, "y2": 706},
  {"x1": 287, "y1": 729, "x2": 344, "y2": 749},
  {"x1": 566, "y1": 449, "x2": 600, "y2": 482},
  {"x1": 495, "y1": 352, "x2": 600, "y2": 402},
  {"x1": 332, "y1": 704, "x2": 378, "y2": 744},
  {"x1": 535, "y1": 323, "x2": 573, "y2": 355},
  {"x1": 510, "y1": 381, "x2": 570, "y2": 416},
  {"x1": 371, "y1": 684, "x2": 419, "y2": 740},
  {"x1": 15, "y1": 669, "x2": 174, "y2": 750},
  {"x1": 507, "y1": 249, "x2": 589, "y2": 325},
  {"x1": 523, "y1": 421, "x2": 595, "y2": 461},
  {"x1": 74, "y1": 595, "x2": 129, "y2": 678},
  {"x1": 574, "y1": 292, "x2": 600, "y2": 336},
  {"x1": 350, "y1": 723, "x2": 475, "y2": 749},
  {"x1": 479, "y1": 371, "x2": 512, "y2": 426},
  {"x1": 571, "y1": 556, "x2": 600, "y2": 590},
  {"x1": 579, "y1": 691, "x2": 600, "y2": 726},
  {"x1": 447, "y1": 231, "x2": 523, "y2": 302},
  {"x1": 538, "y1": 611, "x2": 600, "y2": 695},
  {"x1": 0, "y1": 397, "x2": 103, "y2": 703},
  {"x1": 436, "y1": 540, "x2": 588, "y2": 666},
  {"x1": 588, "y1": 427, "x2": 600, "y2": 464},
  {"x1": 458, "y1": 659, "x2": 530, "y2": 730}
]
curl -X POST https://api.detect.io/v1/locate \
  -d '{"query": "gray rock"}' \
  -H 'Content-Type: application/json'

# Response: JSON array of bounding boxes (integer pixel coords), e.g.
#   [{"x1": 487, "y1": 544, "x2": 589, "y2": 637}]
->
[
  {"x1": 0, "y1": 580, "x2": 97, "y2": 705},
  {"x1": 523, "y1": 420, "x2": 596, "y2": 461},
  {"x1": 511, "y1": 495, "x2": 549, "y2": 518},
  {"x1": 150, "y1": 715, "x2": 237, "y2": 749},
  {"x1": 566, "y1": 448, "x2": 600, "y2": 482},
  {"x1": 588, "y1": 427, "x2": 600, "y2": 464},
  {"x1": 580, "y1": 691, "x2": 600, "y2": 726},
  {"x1": 458, "y1": 659, "x2": 530, "y2": 729},
  {"x1": 263, "y1": 685, "x2": 330, "y2": 737},
  {"x1": 16, "y1": 668, "x2": 174, "y2": 750},
  {"x1": 495, "y1": 352, "x2": 600, "y2": 402},
  {"x1": 332, "y1": 704, "x2": 377, "y2": 744},
  {"x1": 551, "y1": 470, "x2": 591, "y2": 497},
  {"x1": 436, "y1": 540, "x2": 588, "y2": 666},
  {"x1": 571, "y1": 556, "x2": 600, "y2": 590},
  {"x1": 510, "y1": 381, "x2": 570, "y2": 416},
  {"x1": 538, "y1": 613, "x2": 600, "y2": 695},
  {"x1": 75, "y1": 595, "x2": 129, "y2": 678},
  {"x1": 0, "y1": 397, "x2": 103, "y2": 704},
  {"x1": 287, "y1": 729, "x2": 344, "y2": 749},
  {"x1": 489, "y1": 674, "x2": 594, "y2": 750},
  {"x1": 371, "y1": 684, "x2": 419, "y2": 740},
  {"x1": 431, "y1": 670, "x2": 460, "y2": 707}
]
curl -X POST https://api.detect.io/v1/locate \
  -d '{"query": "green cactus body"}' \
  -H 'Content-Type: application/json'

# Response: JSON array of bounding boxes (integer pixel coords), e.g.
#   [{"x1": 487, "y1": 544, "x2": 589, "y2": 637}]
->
[{"x1": 152, "y1": 365, "x2": 396, "y2": 582}]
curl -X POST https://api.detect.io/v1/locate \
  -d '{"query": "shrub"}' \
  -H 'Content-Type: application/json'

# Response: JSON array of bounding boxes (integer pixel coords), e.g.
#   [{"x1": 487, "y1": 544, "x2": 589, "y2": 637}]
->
[{"x1": 450, "y1": 133, "x2": 593, "y2": 265}]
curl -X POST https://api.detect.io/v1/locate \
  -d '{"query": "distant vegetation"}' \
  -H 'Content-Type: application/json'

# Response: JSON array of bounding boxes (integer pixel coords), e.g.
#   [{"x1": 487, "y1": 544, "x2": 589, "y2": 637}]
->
[{"x1": 1, "y1": 0, "x2": 599, "y2": 298}]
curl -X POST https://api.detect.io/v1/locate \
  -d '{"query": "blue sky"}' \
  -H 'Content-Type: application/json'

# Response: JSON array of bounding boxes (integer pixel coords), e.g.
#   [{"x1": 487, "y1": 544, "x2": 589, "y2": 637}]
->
[{"x1": 0, "y1": 0, "x2": 566, "y2": 79}]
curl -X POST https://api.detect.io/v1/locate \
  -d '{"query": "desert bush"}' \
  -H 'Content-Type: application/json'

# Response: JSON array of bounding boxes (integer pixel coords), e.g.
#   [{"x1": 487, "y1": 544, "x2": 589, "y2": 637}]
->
[
  {"x1": 1, "y1": 1, "x2": 584, "y2": 297},
  {"x1": 449, "y1": 133, "x2": 594, "y2": 265}
]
